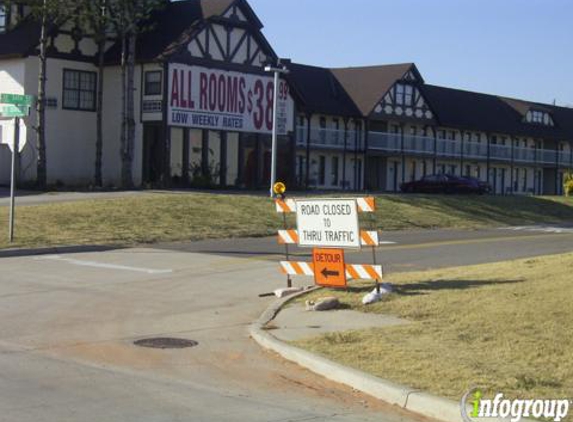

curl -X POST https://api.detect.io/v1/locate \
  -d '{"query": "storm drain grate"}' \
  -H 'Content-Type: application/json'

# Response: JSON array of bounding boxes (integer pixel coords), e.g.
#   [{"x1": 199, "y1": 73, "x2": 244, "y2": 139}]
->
[{"x1": 133, "y1": 338, "x2": 199, "y2": 349}]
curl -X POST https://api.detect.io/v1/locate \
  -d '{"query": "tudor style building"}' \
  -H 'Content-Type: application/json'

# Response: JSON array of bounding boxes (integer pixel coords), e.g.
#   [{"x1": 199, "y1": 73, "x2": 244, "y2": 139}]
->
[{"x1": 1, "y1": 0, "x2": 572, "y2": 195}]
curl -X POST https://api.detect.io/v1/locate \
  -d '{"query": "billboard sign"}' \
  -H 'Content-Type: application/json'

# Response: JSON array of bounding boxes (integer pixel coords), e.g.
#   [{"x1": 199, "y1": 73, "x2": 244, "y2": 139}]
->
[{"x1": 167, "y1": 64, "x2": 294, "y2": 135}]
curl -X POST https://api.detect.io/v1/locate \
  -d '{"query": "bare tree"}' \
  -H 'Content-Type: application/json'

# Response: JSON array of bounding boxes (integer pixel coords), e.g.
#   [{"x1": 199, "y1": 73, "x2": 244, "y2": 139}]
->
[
  {"x1": 5, "y1": 0, "x2": 76, "y2": 189},
  {"x1": 76, "y1": 0, "x2": 109, "y2": 188},
  {"x1": 106, "y1": 0, "x2": 164, "y2": 189}
]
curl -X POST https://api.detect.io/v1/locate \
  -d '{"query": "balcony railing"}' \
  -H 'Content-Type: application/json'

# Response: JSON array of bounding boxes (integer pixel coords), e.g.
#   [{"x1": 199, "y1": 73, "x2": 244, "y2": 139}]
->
[
  {"x1": 296, "y1": 128, "x2": 572, "y2": 168},
  {"x1": 367, "y1": 131, "x2": 572, "y2": 167},
  {"x1": 296, "y1": 127, "x2": 364, "y2": 150}
]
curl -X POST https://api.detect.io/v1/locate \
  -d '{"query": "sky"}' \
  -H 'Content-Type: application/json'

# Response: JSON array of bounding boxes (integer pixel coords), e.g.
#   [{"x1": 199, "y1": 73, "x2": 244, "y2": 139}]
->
[{"x1": 247, "y1": 0, "x2": 573, "y2": 107}]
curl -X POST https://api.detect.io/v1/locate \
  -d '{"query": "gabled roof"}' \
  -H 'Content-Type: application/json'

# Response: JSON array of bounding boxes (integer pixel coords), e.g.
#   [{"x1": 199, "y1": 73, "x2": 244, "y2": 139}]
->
[
  {"x1": 105, "y1": 0, "x2": 237, "y2": 64},
  {"x1": 286, "y1": 63, "x2": 361, "y2": 117},
  {"x1": 331, "y1": 63, "x2": 418, "y2": 116},
  {"x1": 421, "y1": 84, "x2": 573, "y2": 140}
]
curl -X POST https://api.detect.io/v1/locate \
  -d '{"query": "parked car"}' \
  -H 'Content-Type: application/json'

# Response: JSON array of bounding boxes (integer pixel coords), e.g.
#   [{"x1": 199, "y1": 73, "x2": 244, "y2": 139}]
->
[
  {"x1": 400, "y1": 174, "x2": 490, "y2": 194},
  {"x1": 460, "y1": 176, "x2": 492, "y2": 194}
]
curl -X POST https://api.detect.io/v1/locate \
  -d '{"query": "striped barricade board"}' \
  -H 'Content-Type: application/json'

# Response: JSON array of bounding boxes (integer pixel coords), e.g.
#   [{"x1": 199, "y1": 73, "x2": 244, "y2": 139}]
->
[
  {"x1": 275, "y1": 197, "x2": 376, "y2": 214},
  {"x1": 280, "y1": 261, "x2": 383, "y2": 282}
]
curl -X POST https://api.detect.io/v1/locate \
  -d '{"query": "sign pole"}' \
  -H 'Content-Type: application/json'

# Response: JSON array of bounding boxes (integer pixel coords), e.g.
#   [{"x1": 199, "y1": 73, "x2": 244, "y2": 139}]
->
[
  {"x1": 8, "y1": 117, "x2": 20, "y2": 243},
  {"x1": 269, "y1": 69, "x2": 279, "y2": 198},
  {"x1": 264, "y1": 62, "x2": 289, "y2": 198}
]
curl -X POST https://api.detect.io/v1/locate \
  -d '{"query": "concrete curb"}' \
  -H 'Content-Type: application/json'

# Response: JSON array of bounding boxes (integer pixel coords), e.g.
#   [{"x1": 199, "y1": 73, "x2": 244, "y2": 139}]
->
[
  {"x1": 249, "y1": 292, "x2": 524, "y2": 422},
  {"x1": 0, "y1": 245, "x2": 123, "y2": 259}
]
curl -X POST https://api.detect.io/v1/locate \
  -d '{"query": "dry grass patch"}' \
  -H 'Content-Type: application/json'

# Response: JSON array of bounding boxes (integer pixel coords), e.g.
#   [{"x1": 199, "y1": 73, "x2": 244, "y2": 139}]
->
[
  {"x1": 293, "y1": 253, "x2": 573, "y2": 401},
  {"x1": 0, "y1": 193, "x2": 285, "y2": 249},
  {"x1": 0, "y1": 192, "x2": 572, "y2": 250}
]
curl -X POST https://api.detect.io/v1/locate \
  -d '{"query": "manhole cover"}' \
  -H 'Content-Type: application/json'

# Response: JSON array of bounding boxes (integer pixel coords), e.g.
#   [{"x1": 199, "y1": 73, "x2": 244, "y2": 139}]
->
[{"x1": 133, "y1": 338, "x2": 198, "y2": 349}]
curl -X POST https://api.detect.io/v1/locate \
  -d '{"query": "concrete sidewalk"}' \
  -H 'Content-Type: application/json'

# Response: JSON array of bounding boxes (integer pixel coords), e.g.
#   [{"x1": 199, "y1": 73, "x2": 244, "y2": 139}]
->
[{"x1": 270, "y1": 303, "x2": 408, "y2": 342}]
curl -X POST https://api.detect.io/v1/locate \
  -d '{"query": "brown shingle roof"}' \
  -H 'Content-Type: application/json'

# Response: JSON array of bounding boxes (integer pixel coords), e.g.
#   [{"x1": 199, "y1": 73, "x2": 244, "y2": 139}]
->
[
  {"x1": 331, "y1": 63, "x2": 416, "y2": 116},
  {"x1": 286, "y1": 63, "x2": 361, "y2": 117}
]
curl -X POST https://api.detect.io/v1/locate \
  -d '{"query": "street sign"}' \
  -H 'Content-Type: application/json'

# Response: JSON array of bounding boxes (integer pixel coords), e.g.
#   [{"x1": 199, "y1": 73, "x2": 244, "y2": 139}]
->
[
  {"x1": 1, "y1": 105, "x2": 29, "y2": 118},
  {"x1": 0, "y1": 93, "x2": 34, "y2": 107},
  {"x1": 312, "y1": 248, "x2": 347, "y2": 288},
  {"x1": 0, "y1": 119, "x2": 27, "y2": 152},
  {"x1": 296, "y1": 198, "x2": 360, "y2": 249}
]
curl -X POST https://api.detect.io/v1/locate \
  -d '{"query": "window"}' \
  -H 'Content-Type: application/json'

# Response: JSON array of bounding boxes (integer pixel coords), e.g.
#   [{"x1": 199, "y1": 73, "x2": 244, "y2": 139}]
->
[
  {"x1": 144, "y1": 71, "x2": 162, "y2": 96},
  {"x1": 331, "y1": 156, "x2": 339, "y2": 186},
  {"x1": 62, "y1": 69, "x2": 97, "y2": 111},
  {"x1": 404, "y1": 85, "x2": 413, "y2": 106},
  {"x1": 526, "y1": 110, "x2": 554, "y2": 126},
  {"x1": 0, "y1": 5, "x2": 7, "y2": 33},
  {"x1": 333, "y1": 118, "x2": 340, "y2": 143},
  {"x1": 395, "y1": 84, "x2": 405, "y2": 105}
]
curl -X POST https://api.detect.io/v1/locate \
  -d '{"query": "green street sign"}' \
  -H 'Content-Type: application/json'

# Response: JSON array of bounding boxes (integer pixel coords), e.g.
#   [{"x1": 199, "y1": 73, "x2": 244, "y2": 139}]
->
[
  {"x1": 0, "y1": 93, "x2": 35, "y2": 107},
  {"x1": 1, "y1": 104, "x2": 29, "y2": 118}
]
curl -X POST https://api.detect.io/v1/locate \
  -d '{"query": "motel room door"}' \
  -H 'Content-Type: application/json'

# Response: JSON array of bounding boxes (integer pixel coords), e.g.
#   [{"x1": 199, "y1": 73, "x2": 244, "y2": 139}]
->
[{"x1": 142, "y1": 124, "x2": 164, "y2": 185}]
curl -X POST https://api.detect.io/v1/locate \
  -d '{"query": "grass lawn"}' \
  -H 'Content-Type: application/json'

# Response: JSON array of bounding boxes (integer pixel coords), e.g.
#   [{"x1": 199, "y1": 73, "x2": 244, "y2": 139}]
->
[
  {"x1": 293, "y1": 253, "x2": 573, "y2": 401},
  {"x1": 0, "y1": 192, "x2": 572, "y2": 250}
]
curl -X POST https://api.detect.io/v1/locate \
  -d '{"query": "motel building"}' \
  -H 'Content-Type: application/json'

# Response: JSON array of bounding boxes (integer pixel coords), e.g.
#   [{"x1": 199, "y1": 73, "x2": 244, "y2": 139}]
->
[{"x1": 0, "y1": 0, "x2": 572, "y2": 195}]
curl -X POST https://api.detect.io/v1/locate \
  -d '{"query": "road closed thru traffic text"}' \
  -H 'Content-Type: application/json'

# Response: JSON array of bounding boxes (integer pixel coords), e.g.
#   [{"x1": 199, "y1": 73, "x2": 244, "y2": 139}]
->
[{"x1": 296, "y1": 199, "x2": 360, "y2": 249}]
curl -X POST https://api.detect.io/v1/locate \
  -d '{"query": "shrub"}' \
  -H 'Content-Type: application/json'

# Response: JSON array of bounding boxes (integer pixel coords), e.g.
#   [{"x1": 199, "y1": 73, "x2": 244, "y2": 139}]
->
[{"x1": 564, "y1": 172, "x2": 573, "y2": 197}]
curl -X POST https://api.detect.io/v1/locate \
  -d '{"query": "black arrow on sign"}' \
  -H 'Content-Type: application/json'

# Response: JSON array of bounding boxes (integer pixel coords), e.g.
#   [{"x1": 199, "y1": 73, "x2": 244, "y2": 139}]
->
[{"x1": 321, "y1": 268, "x2": 340, "y2": 279}]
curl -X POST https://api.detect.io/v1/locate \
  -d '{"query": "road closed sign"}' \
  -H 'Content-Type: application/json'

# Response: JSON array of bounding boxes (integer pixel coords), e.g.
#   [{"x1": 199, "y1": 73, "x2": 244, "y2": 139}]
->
[{"x1": 296, "y1": 199, "x2": 360, "y2": 249}]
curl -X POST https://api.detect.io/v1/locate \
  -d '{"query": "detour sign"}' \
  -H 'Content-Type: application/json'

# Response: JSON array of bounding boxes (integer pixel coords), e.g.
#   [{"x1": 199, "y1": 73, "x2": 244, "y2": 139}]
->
[{"x1": 312, "y1": 248, "x2": 346, "y2": 288}]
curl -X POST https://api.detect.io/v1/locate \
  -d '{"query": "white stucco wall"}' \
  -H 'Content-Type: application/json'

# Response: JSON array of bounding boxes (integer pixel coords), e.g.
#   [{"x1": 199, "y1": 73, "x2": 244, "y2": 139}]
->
[
  {"x1": 0, "y1": 59, "x2": 26, "y2": 183},
  {"x1": 102, "y1": 65, "x2": 144, "y2": 187}
]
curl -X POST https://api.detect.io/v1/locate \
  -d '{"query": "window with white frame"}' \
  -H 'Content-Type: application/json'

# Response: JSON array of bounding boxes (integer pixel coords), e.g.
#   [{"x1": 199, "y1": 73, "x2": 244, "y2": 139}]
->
[
  {"x1": 62, "y1": 69, "x2": 97, "y2": 111},
  {"x1": 526, "y1": 110, "x2": 554, "y2": 126},
  {"x1": 144, "y1": 71, "x2": 162, "y2": 96},
  {"x1": 394, "y1": 83, "x2": 414, "y2": 106}
]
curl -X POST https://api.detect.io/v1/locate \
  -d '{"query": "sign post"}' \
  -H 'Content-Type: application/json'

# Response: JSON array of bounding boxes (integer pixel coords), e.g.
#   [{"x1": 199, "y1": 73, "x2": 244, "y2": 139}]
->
[
  {"x1": 264, "y1": 61, "x2": 289, "y2": 198},
  {"x1": 1, "y1": 93, "x2": 33, "y2": 242},
  {"x1": 8, "y1": 118, "x2": 20, "y2": 242}
]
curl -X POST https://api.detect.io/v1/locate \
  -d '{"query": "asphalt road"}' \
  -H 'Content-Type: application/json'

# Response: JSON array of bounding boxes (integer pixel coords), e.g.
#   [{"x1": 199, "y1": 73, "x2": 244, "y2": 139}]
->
[
  {"x1": 158, "y1": 226, "x2": 573, "y2": 273},
  {"x1": 0, "y1": 226, "x2": 571, "y2": 422},
  {"x1": 0, "y1": 248, "x2": 429, "y2": 422}
]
